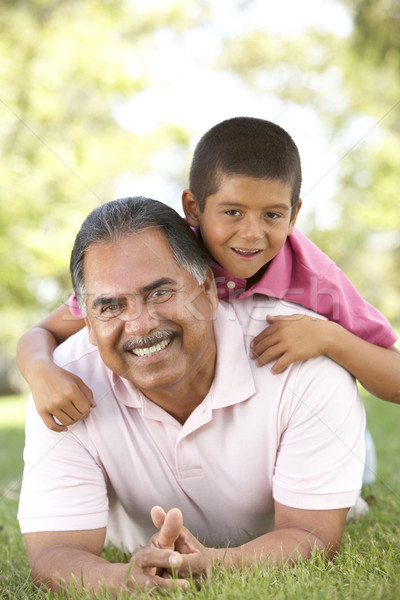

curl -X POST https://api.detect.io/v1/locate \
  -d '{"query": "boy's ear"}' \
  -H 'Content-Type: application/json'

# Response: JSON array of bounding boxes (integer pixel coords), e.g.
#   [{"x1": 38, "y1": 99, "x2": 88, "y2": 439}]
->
[
  {"x1": 288, "y1": 199, "x2": 302, "y2": 235},
  {"x1": 182, "y1": 189, "x2": 201, "y2": 227},
  {"x1": 85, "y1": 317, "x2": 98, "y2": 347}
]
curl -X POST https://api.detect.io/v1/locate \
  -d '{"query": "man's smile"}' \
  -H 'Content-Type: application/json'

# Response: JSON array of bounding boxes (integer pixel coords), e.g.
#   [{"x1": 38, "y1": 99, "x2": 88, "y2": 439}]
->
[
  {"x1": 123, "y1": 331, "x2": 175, "y2": 358},
  {"x1": 130, "y1": 337, "x2": 171, "y2": 357}
]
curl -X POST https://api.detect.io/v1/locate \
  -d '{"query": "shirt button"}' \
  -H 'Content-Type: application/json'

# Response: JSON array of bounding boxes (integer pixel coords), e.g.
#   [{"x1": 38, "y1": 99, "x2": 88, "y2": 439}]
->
[{"x1": 227, "y1": 281, "x2": 236, "y2": 289}]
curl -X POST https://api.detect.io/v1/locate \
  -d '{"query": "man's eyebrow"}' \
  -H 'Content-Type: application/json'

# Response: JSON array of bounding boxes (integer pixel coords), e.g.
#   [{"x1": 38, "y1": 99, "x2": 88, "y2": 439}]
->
[
  {"x1": 92, "y1": 296, "x2": 121, "y2": 310},
  {"x1": 141, "y1": 278, "x2": 177, "y2": 294},
  {"x1": 91, "y1": 278, "x2": 177, "y2": 309}
]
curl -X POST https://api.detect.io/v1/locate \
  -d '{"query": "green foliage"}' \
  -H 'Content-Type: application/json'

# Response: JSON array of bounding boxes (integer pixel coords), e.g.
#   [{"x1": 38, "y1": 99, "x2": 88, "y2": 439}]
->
[
  {"x1": 217, "y1": 0, "x2": 400, "y2": 330},
  {"x1": 2, "y1": 0, "x2": 400, "y2": 358},
  {"x1": 0, "y1": 0, "x2": 204, "y2": 354}
]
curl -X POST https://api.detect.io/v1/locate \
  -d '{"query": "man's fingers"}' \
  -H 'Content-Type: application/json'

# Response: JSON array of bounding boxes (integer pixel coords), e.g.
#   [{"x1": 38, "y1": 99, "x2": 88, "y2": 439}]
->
[
  {"x1": 151, "y1": 505, "x2": 166, "y2": 530},
  {"x1": 153, "y1": 507, "x2": 183, "y2": 549},
  {"x1": 132, "y1": 547, "x2": 183, "y2": 571}
]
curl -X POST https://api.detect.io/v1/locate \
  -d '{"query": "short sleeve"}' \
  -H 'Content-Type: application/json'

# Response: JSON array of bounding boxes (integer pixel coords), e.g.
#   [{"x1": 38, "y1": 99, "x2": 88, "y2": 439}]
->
[
  {"x1": 273, "y1": 356, "x2": 366, "y2": 510},
  {"x1": 18, "y1": 395, "x2": 108, "y2": 533}
]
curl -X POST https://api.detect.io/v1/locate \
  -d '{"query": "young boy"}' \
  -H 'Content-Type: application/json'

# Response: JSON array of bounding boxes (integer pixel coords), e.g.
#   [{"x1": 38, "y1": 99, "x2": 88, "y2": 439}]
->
[{"x1": 17, "y1": 117, "x2": 400, "y2": 438}]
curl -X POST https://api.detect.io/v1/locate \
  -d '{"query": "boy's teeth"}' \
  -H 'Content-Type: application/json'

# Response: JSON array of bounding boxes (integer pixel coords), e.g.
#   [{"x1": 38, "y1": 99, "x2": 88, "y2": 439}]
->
[
  {"x1": 132, "y1": 338, "x2": 170, "y2": 357},
  {"x1": 234, "y1": 248, "x2": 260, "y2": 255}
]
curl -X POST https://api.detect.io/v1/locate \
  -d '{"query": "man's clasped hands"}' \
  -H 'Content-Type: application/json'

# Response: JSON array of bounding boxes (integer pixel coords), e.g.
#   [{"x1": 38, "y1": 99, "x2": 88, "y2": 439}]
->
[{"x1": 128, "y1": 506, "x2": 217, "y2": 592}]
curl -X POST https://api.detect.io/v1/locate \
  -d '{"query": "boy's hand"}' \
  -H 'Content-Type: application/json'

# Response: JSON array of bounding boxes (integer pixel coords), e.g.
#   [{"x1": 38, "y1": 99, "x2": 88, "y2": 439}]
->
[
  {"x1": 250, "y1": 314, "x2": 328, "y2": 373},
  {"x1": 30, "y1": 363, "x2": 96, "y2": 431}
]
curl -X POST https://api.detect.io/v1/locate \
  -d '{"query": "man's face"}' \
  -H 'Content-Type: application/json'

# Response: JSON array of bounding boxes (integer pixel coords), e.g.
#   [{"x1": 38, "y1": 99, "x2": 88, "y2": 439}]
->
[{"x1": 84, "y1": 229, "x2": 218, "y2": 406}]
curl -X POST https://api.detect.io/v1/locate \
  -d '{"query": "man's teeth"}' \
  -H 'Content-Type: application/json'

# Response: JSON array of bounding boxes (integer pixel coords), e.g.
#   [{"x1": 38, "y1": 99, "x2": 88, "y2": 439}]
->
[{"x1": 131, "y1": 338, "x2": 170, "y2": 357}]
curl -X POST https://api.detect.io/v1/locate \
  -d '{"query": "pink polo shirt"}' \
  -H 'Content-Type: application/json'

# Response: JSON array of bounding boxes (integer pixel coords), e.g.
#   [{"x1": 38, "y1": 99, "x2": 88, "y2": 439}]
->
[
  {"x1": 210, "y1": 228, "x2": 396, "y2": 347},
  {"x1": 18, "y1": 298, "x2": 365, "y2": 552},
  {"x1": 67, "y1": 227, "x2": 396, "y2": 347}
]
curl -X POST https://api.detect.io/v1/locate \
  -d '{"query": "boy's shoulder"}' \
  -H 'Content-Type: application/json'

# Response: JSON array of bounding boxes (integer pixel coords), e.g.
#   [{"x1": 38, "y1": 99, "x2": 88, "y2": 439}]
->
[{"x1": 284, "y1": 227, "x2": 336, "y2": 271}]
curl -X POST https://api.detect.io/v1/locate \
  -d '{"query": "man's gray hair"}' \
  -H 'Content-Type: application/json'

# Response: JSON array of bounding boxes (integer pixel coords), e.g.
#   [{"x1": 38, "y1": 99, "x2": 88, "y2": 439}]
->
[{"x1": 70, "y1": 196, "x2": 210, "y2": 316}]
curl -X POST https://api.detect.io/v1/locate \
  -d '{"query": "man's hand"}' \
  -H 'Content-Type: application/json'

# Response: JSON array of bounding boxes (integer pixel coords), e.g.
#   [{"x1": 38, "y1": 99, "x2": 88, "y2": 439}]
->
[
  {"x1": 250, "y1": 314, "x2": 328, "y2": 373},
  {"x1": 151, "y1": 506, "x2": 213, "y2": 579},
  {"x1": 126, "y1": 506, "x2": 188, "y2": 590}
]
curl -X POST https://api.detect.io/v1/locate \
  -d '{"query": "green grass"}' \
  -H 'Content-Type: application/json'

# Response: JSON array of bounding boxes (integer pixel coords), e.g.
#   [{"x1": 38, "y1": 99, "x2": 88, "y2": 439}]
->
[{"x1": 1, "y1": 391, "x2": 399, "y2": 599}]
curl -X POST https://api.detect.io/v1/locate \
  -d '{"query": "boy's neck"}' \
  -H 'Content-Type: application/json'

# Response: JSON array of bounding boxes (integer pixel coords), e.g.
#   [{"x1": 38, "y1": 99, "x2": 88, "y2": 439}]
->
[{"x1": 245, "y1": 262, "x2": 270, "y2": 290}]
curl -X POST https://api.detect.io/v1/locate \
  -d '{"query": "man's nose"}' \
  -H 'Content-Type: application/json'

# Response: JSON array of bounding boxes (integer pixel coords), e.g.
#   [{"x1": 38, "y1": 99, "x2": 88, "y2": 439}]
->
[{"x1": 121, "y1": 298, "x2": 159, "y2": 334}]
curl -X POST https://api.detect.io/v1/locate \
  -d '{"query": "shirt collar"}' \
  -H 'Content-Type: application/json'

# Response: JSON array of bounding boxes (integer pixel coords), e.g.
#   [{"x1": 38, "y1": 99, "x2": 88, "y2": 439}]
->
[{"x1": 111, "y1": 302, "x2": 255, "y2": 411}]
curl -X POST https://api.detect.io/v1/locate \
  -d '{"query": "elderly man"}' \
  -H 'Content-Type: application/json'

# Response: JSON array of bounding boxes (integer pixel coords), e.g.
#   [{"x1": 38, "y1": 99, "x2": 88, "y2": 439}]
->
[{"x1": 18, "y1": 197, "x2": 365, "y2": 594}]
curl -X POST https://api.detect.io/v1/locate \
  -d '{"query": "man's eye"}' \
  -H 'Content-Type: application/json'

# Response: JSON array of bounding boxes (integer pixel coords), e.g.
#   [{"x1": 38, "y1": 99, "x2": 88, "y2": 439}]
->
[
  {"x1": 102, "y1": 304, "x2": 120, "y2": 312},
  {"x1": 99, "y1": 304, "x2": 123, "y2": 318},
  {"x1": 225, "y1": 210, "x2": 241, "y2": 216},
  {"x1": 149, "y1": 289, "x2": 174, "y2": 303}
]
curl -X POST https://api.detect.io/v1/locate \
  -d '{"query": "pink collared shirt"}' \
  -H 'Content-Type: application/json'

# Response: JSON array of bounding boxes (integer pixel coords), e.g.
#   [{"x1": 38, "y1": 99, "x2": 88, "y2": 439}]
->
[
  {"x1": 210, "y1": 228, "x2": 396, "y2": 347},
  {"x1": 18, "y1": 299, "x2": 365, "y2": 551},
  {"x1": 67, "y1": 228, "x2": 396, "y2": 347}
]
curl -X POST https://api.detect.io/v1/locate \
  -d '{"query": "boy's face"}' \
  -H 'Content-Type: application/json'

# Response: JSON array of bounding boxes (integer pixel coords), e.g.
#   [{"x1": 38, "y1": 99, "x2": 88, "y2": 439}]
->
[{"x1": 182, "y1": 175, "x2": 301, "y2": 280}]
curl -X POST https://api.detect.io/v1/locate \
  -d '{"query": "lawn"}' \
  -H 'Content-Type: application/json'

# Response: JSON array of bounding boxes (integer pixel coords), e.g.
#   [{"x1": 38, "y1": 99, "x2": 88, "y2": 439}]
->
[{"x1": 0, "y1": 391, "x2": 399, "y2": 599}]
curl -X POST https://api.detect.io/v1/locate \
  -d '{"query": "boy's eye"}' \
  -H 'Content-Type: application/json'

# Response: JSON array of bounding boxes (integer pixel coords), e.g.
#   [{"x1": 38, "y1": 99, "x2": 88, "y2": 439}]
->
[
  {"x1": 265, "y1": 212, "x2": 281, "y2": 220},
  {"x1": 225, "y1": 209, "x2": 241, "y2": 216}
]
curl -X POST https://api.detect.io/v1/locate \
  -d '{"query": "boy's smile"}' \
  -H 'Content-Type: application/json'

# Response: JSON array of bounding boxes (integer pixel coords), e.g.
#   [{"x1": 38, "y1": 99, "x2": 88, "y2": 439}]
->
[{"x1": 183, "y1": 175, "x2": 301, "y2": 282}]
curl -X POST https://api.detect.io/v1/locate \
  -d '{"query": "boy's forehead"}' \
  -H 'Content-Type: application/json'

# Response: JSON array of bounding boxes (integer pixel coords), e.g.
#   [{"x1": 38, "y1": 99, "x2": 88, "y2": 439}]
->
[{"x1": 208, "y1": 174, "x2": 293, "y2": 202}]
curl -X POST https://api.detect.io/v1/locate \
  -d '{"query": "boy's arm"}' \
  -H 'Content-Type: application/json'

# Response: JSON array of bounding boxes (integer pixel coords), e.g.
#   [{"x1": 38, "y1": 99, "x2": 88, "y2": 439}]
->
[
  {"x1": 250, "y1": 314, "x2": 400, "y2": 404},
  {"x1": 16, "y1": 304, "x2": 95, "y2": 431}
]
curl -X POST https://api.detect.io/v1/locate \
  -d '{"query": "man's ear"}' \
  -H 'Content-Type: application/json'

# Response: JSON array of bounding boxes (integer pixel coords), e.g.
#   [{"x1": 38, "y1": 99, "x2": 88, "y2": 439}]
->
[
  {"x1": 203, "y1": 267, "x2": 219, "y2": 311},
  {"x1": 288, "y1": 199, "x2": 302, "y2": 235},
  {"x1": 85, "y1": 317, "x2": 98, "y2": 346},
  {"x1": 182, "y1": 189, "x2": 201, "y2": 227}
]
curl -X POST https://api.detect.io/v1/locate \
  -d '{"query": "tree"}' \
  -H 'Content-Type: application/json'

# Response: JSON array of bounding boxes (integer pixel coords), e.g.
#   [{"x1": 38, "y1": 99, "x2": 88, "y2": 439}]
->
[
  {"x1": 0, "y1": 0, "x2": 210, "y2": 358},
  {"x1": 216, "y1": 0, "x2": 400, "y2": 329}
]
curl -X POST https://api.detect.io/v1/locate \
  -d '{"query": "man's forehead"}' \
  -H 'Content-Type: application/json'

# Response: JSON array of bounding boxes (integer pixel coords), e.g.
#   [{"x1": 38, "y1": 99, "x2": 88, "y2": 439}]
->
[
  {"x1": 83, "y1": 232, "x2": 196, "y2": 298},
  {"x1": 83, "y1": 231, "x2": 178, "y2": 275}
]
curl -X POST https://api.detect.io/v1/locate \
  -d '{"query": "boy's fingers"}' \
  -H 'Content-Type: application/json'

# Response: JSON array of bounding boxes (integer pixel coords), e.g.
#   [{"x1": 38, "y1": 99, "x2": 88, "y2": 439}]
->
[
  {"x1": 40, "y1": 411, "x2": 67, "y2": 432},
  {"x1": 79, "y1": 383, "x2": 96, "y2": 407}
]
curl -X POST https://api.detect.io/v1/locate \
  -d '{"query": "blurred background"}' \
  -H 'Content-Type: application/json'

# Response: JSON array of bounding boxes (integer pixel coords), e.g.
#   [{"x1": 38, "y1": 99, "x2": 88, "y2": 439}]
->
[{"x1": 1, "y1": 0, "x2": 399, "y2": 395}]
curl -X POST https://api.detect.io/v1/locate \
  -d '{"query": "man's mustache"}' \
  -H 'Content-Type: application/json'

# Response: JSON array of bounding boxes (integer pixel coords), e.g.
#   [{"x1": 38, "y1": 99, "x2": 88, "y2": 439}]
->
[{"x1": 122, "y1": 330, "x2": 176, "y2": 351}]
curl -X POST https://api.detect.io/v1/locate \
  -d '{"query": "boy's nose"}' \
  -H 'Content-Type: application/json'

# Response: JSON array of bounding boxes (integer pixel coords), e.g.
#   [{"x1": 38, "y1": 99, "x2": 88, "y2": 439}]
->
[{"x1": 239, "y1": 217, "x2": 263, "y2": 241}]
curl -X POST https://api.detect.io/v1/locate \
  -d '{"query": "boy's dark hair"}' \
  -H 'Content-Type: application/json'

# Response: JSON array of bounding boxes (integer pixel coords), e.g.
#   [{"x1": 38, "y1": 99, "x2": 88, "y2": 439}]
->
[{"x1": 189, "y1": 116, "x2": 302, "y2": 215}]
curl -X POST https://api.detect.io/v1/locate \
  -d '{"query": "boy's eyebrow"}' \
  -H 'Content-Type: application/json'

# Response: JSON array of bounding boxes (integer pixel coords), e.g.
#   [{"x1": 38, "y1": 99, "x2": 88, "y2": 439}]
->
[
  {"x1": 217, "y1": 200, "x2": 290, "y2": 211},
  {"x1": 91, "y1": 278, "x2": 177, "y2": 310}
]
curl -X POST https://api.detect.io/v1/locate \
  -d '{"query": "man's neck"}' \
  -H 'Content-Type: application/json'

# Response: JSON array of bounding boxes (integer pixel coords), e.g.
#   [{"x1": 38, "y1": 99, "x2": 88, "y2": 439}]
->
[{"x1": 139, "y1": 352, "x2": 217, "y2": 425}]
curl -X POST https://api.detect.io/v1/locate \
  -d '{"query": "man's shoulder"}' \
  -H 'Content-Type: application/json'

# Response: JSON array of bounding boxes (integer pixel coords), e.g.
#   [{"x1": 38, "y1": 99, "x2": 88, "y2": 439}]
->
[
  {"x1": 226, "y1": 295, "x2": 327, "y2": 337},
  {"x1": 53, "y1": 327, "x2": 99, "y2": 369}
]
